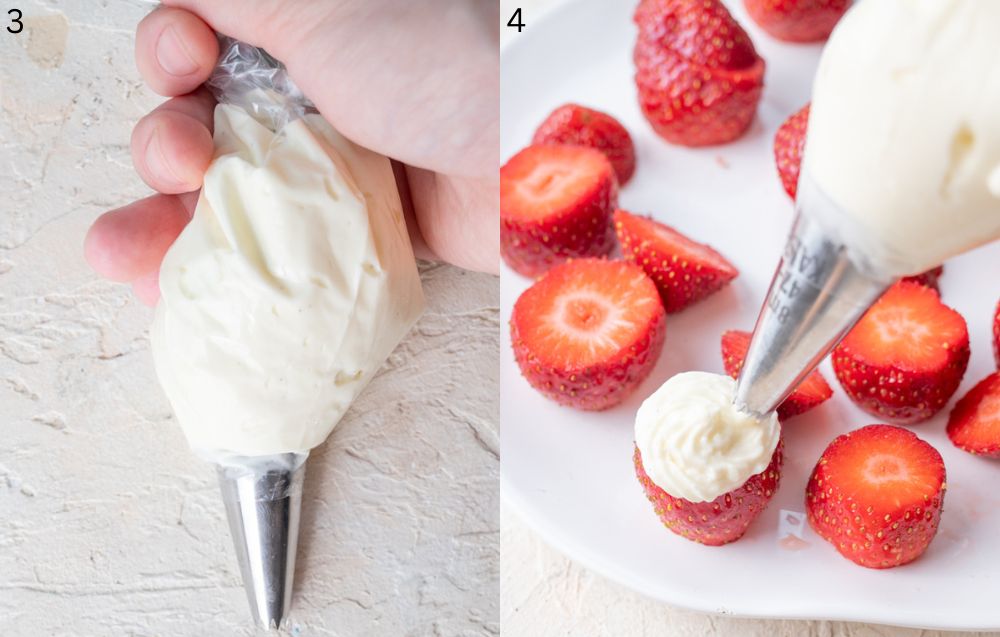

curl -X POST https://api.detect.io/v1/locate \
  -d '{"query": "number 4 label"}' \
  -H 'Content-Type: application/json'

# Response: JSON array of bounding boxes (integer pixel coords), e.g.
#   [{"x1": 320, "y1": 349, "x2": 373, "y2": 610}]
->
[{"x1": 507, "y1": 8, "x2": 524, "y2": 33}]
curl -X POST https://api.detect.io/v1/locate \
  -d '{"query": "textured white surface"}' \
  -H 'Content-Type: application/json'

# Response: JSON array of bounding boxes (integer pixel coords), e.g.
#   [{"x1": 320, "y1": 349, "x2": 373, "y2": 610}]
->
[
  {"x1": 0, "y1": 2, "x2": 498, "y2": 635},
  {"x1": 499, "y1": 1, "x2": 998, "y2": 636}
]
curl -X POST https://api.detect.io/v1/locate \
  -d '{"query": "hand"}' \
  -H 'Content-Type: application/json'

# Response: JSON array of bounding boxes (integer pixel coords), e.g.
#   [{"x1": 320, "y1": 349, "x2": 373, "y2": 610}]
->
[{"x1": 85, "y1": 0, "x2": 500, "y2": 305}]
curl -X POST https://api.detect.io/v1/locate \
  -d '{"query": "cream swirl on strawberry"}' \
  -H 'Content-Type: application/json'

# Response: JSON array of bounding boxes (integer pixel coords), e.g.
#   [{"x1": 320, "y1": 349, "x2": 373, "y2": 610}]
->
[{"x1": 634, "y1": 372, "x2": 780, "y2": 503}]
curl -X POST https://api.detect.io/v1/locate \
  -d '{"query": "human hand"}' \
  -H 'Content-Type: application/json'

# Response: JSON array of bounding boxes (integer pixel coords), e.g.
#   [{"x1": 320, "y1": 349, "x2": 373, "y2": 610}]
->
[{"x1": 85, "y1": 0, "x2": 500, "y2": 305}]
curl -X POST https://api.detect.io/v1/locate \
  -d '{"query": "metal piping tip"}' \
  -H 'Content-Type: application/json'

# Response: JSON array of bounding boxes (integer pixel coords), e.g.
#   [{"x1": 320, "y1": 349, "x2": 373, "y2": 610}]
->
[
  {"x1": 734, "y1": 178, "x2": 895, "y2": 417},
  {"x1": 216, "y1": 452, "x2": 307, "y2": 631}
]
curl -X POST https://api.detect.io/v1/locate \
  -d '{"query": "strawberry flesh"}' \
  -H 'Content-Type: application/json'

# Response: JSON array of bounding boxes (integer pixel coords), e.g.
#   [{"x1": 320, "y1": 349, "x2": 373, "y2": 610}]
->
[
  {"x1": 510, "y1": 258, "x2": 666, "y2": 410},
  {"x1": 806, "y1": 424, "x2": 945, "y2": 568},
  {"x1": 833, "y1": 281, "x2": 969, "y2": 424},
  {"x1": 721, "y1": 329, "x2": 832, "y2": 419},
  {"x1": 500, "y1": 145, "x2": 618, "y2": 277},
  {"x1": 533, "y1": 104, "x2": 636, "y2": 185},
  {"x1": 635, "y1": 441, "x2": 782, "y2": 546},
  {"x1": 615, "y1": 209, "x2": 738, "y2": 313},
  {"x1": 947, "y1": 371, "x2": 1000, "y2": 457}
]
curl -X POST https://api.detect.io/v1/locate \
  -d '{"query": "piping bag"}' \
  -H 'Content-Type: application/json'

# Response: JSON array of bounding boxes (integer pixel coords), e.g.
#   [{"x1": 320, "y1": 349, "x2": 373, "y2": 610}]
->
[
  {"x1": 733, "y1": 174, "x2": 895, "y2": 417},
  {"x1": 151, "y1": 37, "x2": 424, "y2": 629}
]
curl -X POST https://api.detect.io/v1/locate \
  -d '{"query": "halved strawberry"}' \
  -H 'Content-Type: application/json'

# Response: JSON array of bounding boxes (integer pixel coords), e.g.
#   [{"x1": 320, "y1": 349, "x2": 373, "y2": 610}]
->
[
  {"x1": 500, "y1": 145, "x2": 618, "y2": 278},
  {"x1": 633, "y1": 0, "x2": 765, "y2": 147},
  {"x1": 721, "y1": 329, "x2": 832, "y2": 419},
  {"x1": 832, "y1": 281, "x2": 969, "y2": 424},
  {"x1": 806, "y1": 424, "x2": 945, "y2": 569},
  {"x1": 947, "y1": 372, "x2": 1000, "y2": 457},
  {"x1": 901, "y1": 265, "x2": 944, "y2": 292},
  {"x1": 635, "y1": 441, "x2": 782, "y2": 546},
  {"x1": 510, "y1": 258, "x2": 666, "y2": 410},
  {"x1": 744, "y1": 0, "x2": 851, "y2": 43},
  {"x1": 532, "y1": 104, "x2": 636, "y2": 186},
  {"x1": 614, "y1": 209, "x2": 738, "y2": 313},
  {"x1": 774, "y1": 103, "x2": 809, "y2": 199}
]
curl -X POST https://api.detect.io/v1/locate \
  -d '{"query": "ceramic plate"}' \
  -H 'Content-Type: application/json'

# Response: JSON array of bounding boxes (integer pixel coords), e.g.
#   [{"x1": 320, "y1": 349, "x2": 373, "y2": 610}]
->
[{"x1": 500, "y1": 0, "x2": 1000, "y2": 629}]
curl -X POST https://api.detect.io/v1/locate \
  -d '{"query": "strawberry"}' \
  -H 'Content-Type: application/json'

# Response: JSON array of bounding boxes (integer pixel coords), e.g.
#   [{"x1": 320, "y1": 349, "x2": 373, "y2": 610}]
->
[
  {"x1": 500, "y1": 145, "x2": 618, "y2": 278},
  {"x1": 532, "y1": 104, "x2": 637, "y2": 186},
  {"x1": 635, "y1": 440, "x2": 782, "y2": 546},
  {"x1": 901, "y1": 265, "x2": 944, "y2": 292},
  {"x1": 806, "y1": 424, "x2": 945, "y2": 569},
  {"x1": 510, "y1": 258, "x2": 666, "y2": 410},
  {"x1": 633, "y1": 0, "x2": 765, "y2": 147},
  {"x1": 721, "y1": 329, "x2": 832, "y2": 419},
  {"x1": 743, "y1": 0, "x2": 851, "y2": 43},
  {"x1": 993, "y1": 299, "x2": 1000, "y2": 368},
  {"x1": 614, "y1": 209, "x2": 738, "y2": 313},
  {"x1": 832, "y1": 281, "x2": 969, "y2": 424},
  {"x1": 773, "y1": 103, "x2": 809, "y2": 199},
  {"x1": 947, "y1": 372, "x2": 1000, "y2": 457}
]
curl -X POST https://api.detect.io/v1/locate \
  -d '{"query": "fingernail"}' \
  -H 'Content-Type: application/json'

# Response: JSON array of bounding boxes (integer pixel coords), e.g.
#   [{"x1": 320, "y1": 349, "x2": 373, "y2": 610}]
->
[
  {"x1": 144, "y1": 127, "x2": 185, "y2": 189},
  {"x1": 156, "y1": 25, "x2": 200, "y2": 77}
]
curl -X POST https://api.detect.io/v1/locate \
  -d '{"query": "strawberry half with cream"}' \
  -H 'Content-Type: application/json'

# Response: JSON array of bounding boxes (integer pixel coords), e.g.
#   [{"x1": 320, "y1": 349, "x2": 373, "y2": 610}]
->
[
  {"x1": 510, "y1": 258, "x2": 666, "y2": 410},
  {"x1": 533, "y1": 104, "x2": 636, "y2": 185},
  {"x1": 806, "y1": 424, "x2": 945, "y2": 569},
  {"x1": 614, "y1": 209, "x2": 738, "y2": 313},
  {"x1": 633, "y1": 0, "x2": 765, "y2": 146},
  {"x1": 500, "y1": 145, "x2": 618, "y2": 277},
  {"x1": 947, "y1": 372, "x2": 1000, "y2": 457},
  {"x1": 721, "y1": 329, "x2": 832, "y2": 419},
  {"x1": 634, "y1": 371, "x2": 782, "y2": 545},
  {"x1": 832, "y1": 281, "x2": 969, "y2": 424}
]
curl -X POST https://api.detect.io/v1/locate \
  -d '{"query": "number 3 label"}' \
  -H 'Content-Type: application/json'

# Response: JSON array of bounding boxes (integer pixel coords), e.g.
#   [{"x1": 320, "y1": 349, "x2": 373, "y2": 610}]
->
[{"x1": 8, "y1": 8, "x2": 23, "y2": 34}]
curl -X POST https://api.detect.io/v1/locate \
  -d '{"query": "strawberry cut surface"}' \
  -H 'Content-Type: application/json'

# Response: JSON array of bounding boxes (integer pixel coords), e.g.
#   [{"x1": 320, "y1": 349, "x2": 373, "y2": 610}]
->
[
  {"x1": 947, "y1": 372, "x2": 1000, "y2": 457},
  {"x1": 806, "y1": 424, "x2": 945, "y2": 569},
  {"x1": 721, "y1": 329, "x2": 832, "y2": 419},
  {"x1": 510, "y1": 258, "x2": 666, "y2": 410},
  {"x1": 500, "y1": 145, "x2": 618, "y2": 277},
  {"x1": 832, "y1": 281, "x2": 969, "y2": 424},
  {"x1": 615, "y1": 209, "x2": 738, "y2": 313},
  {"x1": 532, "y1": 104, "x2": 636, "y2": 185}
]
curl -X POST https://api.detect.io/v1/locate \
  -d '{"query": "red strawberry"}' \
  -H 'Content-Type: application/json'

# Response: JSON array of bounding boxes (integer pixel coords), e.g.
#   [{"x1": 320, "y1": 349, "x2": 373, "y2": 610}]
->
[
  {"x1": 532, "y1": 104, "x2": 637, "y2": 186},
  {"x1": 832, "y1": 281, "x2": 969, "y2": 424},
  {"x1": 947, "y1": 372, "x2": 1000, "y2": 457},
  {"x1": 635, "y1": 440, "x2": 782, "y2": 546},
  {"x1": 744, "y1": 0, "x2": 851, "y2": 43},
  {"x1": 721, "y1": 329, "x2": 832, "y2": 419},
  {"x1": 774, "y1": 103, "x2": 809, "y2": 199},
  {"x1": 500, "y1": 145, "x2": 618, "y2": 278},
  {"x1": 993, "y1": 300, "x2": 1000, "y2": 368},
  {"x1": 510, "y1": 258, "x2": 666, "y2": 410},
  {"x1": 614, "y1": 209, "x2": 738, "y2": 313},
  {"x1": 901, "y1": 265, "x2": 944, "y2": 292},
  {"x1": 806, "y1": 424, "x2": 945, "y2": 569},
  {"x1": 633, "y1": 0, "x2": 765, "y2": 147}
]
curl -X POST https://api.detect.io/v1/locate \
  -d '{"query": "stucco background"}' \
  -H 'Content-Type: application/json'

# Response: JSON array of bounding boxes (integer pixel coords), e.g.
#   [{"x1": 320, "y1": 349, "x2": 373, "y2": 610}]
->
[
  {"x1": 0, "y1": 2, "x2": 499, "y2": 635},
  {"x1": 499, "y1": 1, "x2": 1000, "y2": 636}
]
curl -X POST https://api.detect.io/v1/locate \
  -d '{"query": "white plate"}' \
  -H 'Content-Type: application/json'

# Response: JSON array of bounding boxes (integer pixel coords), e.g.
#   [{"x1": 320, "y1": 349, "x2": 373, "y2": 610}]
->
[{"x1": 500, "y1": 0, "x2": 1000, "y2": 630}]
